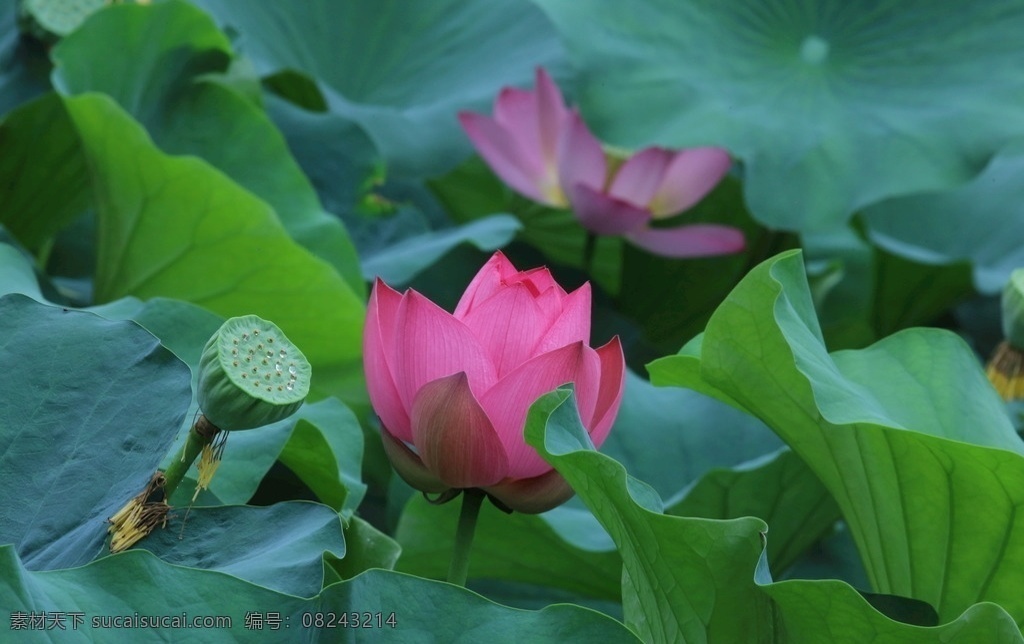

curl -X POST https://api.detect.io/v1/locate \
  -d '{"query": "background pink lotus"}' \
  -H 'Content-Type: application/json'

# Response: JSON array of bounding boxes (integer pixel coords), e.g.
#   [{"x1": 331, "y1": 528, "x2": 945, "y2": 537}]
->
[
  {"x1": 459, "y1": 68, "x2": 746, "y2": 259},
  {"x1": 364, "y1": 252, "x2": 625, "y2": 513}
]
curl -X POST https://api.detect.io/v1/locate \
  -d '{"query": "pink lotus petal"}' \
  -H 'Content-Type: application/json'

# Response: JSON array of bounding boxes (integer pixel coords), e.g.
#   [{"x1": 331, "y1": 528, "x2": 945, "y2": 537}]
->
[
  {"x1": 494, "y1": 250, "x2": 527, "y2": 281},
  {"x1": 626, "y1": 224, "x2": 746, "y2": 258},
  {"x1": 535, "y1": 67, "x2": 568, "y2": 166},
  {"x1": 569, "y1": 183, "x2": 652, "y2": 235},
  {"x1": 508, "y1": 265, "x2": 561, "y2": 297},
  {"x1": 395, "y1": 290, "x2": 496, "y2": 409},
  {"x1": 506, "y1": 268, "x2": 567, "y2": 325},
  {"x1": 380, "y1": 426, "x2": 448, "y2": 493},
  {"x1": 364, "y1": 279, "x2": 412, "y2": 440},
  {"x1": 459, "y1": 283, "x2": 548, "y2": 378},
  {"x1": 535, "y1": 282, "x2": 592, "y2": 353},
  {"x1": 412, "y1": 373, "x2": 509, "y2": 488},
  {"x1": 453, "y1": 251, "x2": 514, "y2": 319},
  {"x1": 557, "y1": 111, "x2": 606, "y2": 195},
  {"x1": 587, "y1": 337, "x2": 625, "y2": 449},
  {"x1": 530, "y1": 284, "x2": 566, "y2": 323},
  {"x1": 649, "y1": 147, "x2": 732, "y2": 217},
  {"x1": 484, "y1": 469, "x2": 575, "y2": 514},
  {"x1": 456, "y1": 254, "x2": 565, "y2": 322},
  {"x1": 608, "y1": 147, "x2": 674, "y2": 207},
  {"x1": 493, "y1": 86, "x2": 544, "y2": 172},
  {"x1": 458, "y1": 111, "x2": 549, "y2": 204},
  {"x1": 480, "y1": 342, "x2": 601, "y2": 479}
]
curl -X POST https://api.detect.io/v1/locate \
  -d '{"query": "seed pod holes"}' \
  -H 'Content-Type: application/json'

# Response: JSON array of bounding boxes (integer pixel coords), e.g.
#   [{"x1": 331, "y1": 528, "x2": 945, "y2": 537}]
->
[{"x1": 196, "y1": 315, "x2": 311, "y2": 431}]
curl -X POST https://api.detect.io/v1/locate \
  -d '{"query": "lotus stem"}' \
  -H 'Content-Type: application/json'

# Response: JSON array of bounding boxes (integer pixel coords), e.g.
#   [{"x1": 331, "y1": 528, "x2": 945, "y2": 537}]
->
[
  {"x1": 446, "y1": 488, "x2": 486, "y2": 586},
  {"x1": 583, "y1": 232, "x2": 597, "y2": 274},
  {"x1": 162, "y1": 414, "x2": 219, "y2": 500}
]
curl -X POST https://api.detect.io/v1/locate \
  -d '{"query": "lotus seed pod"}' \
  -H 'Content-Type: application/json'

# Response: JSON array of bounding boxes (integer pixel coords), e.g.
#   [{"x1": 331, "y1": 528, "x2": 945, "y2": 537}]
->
[
  {"x1": 197, "y1": 315, "x2": 311, "y2": 431},
  {"x1": 1002, "y1": 269, "x2": 1024, "y2": 350}
]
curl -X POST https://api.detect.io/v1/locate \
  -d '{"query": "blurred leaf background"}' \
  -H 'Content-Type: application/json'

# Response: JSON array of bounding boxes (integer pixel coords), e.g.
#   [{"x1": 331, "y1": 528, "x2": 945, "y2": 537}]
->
[{"x1": 2, "y1": 0, "x2": 1023, "y2": 641}]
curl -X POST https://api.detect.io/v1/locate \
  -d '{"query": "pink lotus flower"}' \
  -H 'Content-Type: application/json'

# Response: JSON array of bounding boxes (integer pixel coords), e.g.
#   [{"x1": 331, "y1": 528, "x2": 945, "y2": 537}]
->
[
  {"x1": 364, "y1": 252, "x2": 625, "y2": 513},
  {"x1": 559, "y1": 116, "x2": 745, "y2": 258},
  {"x1": 459, "y1": 68, "x2": 745, "y2": 258},
  {"x1": 458, "y1": 68, "x2": 571, "y2": 208}
]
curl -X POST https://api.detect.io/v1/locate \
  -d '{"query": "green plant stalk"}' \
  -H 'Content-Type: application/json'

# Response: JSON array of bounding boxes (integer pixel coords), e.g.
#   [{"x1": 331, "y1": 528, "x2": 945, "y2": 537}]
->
[
  {"x1": 446, "y1": 488, "x2": 486, "y2": 586},
  {"x1": 161, "y1": 415, "x2": 219, "y2": 500},
  {"x1": 583, "y1": 231, "x2": 598, "y2": 275}
]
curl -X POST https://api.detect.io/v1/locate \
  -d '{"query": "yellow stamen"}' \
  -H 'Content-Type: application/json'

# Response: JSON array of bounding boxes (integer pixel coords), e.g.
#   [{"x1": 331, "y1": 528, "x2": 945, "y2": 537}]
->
[
  {"x1": 107, "y1": 472, "x2": 169, "y2": 553},
  {"x1": 193, "y1": 431, "x2": 229, "y2": 501}
]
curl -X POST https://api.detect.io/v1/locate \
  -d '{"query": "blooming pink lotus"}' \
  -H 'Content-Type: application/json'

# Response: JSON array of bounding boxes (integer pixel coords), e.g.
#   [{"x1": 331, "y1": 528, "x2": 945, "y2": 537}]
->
[
  {"x1": 458, "y1": 67, "x2": 571, "y2": 209},
  {"x1": 364, "y1": 252, "x2": 625, "y2": 513},
  {"x1": 459, "y1": 68, "x2": 745, "y2": 258}
]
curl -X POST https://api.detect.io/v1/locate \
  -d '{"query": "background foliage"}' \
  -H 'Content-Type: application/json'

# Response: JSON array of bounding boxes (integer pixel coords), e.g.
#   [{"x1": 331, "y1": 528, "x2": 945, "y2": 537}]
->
[{"x1": 1, "y1": 0, "x2": 1021, "y2": 641}]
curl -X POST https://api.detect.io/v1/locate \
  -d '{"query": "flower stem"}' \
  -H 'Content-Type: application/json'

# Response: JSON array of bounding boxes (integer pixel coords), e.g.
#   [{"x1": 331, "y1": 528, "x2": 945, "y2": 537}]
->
[
  {"x1": 583, "y1": 232, "x2": 597, "y2": 274},
  {"x1": 162, "y1": 415, "x2": 219, "y2": 500},
  {"x1": 446, "y1": 488, "x2": 486, "y2": 586}
]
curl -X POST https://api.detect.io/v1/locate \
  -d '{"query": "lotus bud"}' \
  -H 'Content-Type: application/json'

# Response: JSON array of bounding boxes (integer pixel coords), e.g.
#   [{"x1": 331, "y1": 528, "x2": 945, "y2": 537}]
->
[
  {"x1": 1002, "y1": 269, "x2": 1024, "y2": 350},
  {"x1": 364, "y1": 251, "x2": 625, "y2": 513},
  {"x1": 987, "y1": 269, "x2": 1024, "y2": 401},
  {"x1": 197, "y1": 315, "x2": 311, "y2": 431}
]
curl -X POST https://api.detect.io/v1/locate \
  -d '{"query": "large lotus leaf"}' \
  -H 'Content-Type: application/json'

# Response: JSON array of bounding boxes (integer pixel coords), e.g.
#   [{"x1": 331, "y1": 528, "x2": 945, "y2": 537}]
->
[
  {"x1": 526, "y1": 387, "x2": 1024, "y2": 642},
  {"x1": 803, "y1": 227, "x2": 974, "y2": 350},
  {"x1": 160, "y1": 82, "x2": 365, "y2": 296},
  {"x1": 604, "y1": 369, "x2": 780, "y2": 499},
  {"x1": 330, "y1": 516, "x2": 401, "y2": 581},
  {"x1": 0, "y1": 0, "x2": 51, "y2": 117},
  {"x1": 533, "y1": 0, "x2": 1024, "y2": 231},
  {"x1": 191, "y1": 0, "x2": 565, "y2": 177},
  {"x1": 863, "y1": 142, "x2": 1024, "y2": 294},
  {"x1": 0, "y1": 545, "x2": 638, "y2": 643},
  {"x1": 139, "y1": 501, "x2": 344, "y2": 597},
  {"x1": 61, "y1": 92, "x2": 365, "y2": 402},
  {"x1": 92, "y1": 296, "x2": 224, "y2": 373},
  {"x1": 763, "y1": 582, "x2": 1021, "y2": 642},
  {"x1": 0, "y1": 294, "x2": 191, "y2": 570},
  {"x1": 361, "y1": 214, "x2": 522, "y2": 287},
  {"x1": 0, "y1": 92, "x2": 90, "y2": 252},
  {"x1": 262, "y1": 92, "x2": 380, "y2": 221},
  {"x1": 56, "y1": 294, "x2": 221, "y2": 440},
  {"x1": 648, "y1": 251, "x2": 1024, "y2": 624},
  {"x1": 781, "y1": 519, "x2": 869, "y2": 589},
  {"x1": 0, "y1": 242, "x2": 44, "y2": 299},
  {"x1": 51, "y1": 0, "x2": 365, "y2": 294},
  {"x1": 0, "y1": 247, "x2": 224, "y2": 382},
  {"x1": 275, "y1": 399, "x2": 367, "y2": 516},
  {"x1": 526, "y1": 388, "x2": 773, "y2": 642},
  {"x1": 0, "y1": 94, "x2": 97, "y2": 292},
  {"x1": 669, "y1": 447, "x2": 840, "y2": 577},
  {"x1": 396, "y1": 493, "x2": 622, "y2": 601},
  {"x1": 50, "y1": 0, "x2": 231, "y2": 127}
]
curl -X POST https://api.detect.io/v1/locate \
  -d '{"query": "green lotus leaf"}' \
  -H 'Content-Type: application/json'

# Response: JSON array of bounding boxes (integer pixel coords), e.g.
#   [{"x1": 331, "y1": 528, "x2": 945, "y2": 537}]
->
[
  {"x1": 534, "y1": 0, "x2": 1024, "y2": 231},
  {"x1": 525, "y1": 386, "x2": 1023, "y2": 642},
  {"x1": 649, "y1": 251, "x2": 1024, "y2": 624},
  {"x1": 192, "y1": 0, "x2": 566, "y2": 177}
]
